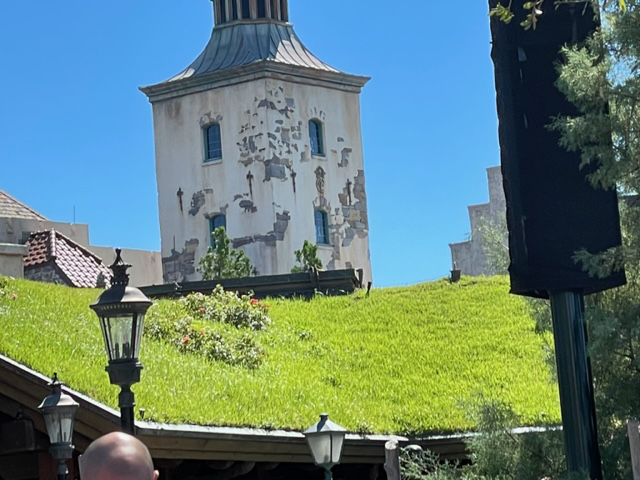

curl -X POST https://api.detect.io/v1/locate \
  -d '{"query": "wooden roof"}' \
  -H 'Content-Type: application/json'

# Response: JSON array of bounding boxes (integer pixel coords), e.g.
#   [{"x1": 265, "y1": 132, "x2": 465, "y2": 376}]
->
[{"x1": 0, "y1": 354, "x2": 468, "y2": 465}]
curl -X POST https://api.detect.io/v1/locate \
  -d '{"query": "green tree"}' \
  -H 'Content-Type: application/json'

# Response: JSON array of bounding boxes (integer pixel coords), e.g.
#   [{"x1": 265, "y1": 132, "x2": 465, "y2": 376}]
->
[
  {"x1": 476, "y1": 215, "x2": 510, "y2": 275},
  {"x1": 291, "y1": 240, "x2": 323, "y2": 273},
  {"x1": 489, "y1": 0, "x2": 626, "y2": 30},
  {"x1": 473, "y1": 3, "x2": 639, "y2": 478},
  {"x1": 549, "y1": 4, "x2": 640, "y2": 476},
  {"x1": 197, "y1": 226, "x2": 255, "y2": 280}
]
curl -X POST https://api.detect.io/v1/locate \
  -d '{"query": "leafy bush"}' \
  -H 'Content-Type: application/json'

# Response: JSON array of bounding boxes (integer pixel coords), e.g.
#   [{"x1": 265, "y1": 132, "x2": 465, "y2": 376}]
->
[
  {"x1": 197, "y1": 227, "x2": 255, "y2": 279},
  {"x1": 145, "y1": 286, "x2": 270, "y2": 369},
  {"x1": 400, "y1": 400, "x2": 570, "y2": 480},
  {"x1": 291, "y1": 240, "x2": 322, "y2": 272}
]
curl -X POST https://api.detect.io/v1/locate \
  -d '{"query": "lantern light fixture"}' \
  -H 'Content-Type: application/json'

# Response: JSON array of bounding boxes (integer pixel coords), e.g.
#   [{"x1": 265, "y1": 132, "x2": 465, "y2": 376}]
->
[
  {"x1": 304, "y1": 413, "x2": 347, "y2": 480},
  {"x1": 38, "y1": 373, "x2": 79, "y2": 480},
  {"x1": 90, "y1": 249, "x2": 152, "y2": 434}
]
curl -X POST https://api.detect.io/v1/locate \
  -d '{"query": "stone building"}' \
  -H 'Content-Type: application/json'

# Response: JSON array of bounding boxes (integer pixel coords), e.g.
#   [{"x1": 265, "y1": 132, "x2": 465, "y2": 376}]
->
[
  {"x1": 449, "y1": 166, "x2": 507, "y2": 276},
  {"x1": 141, "y1": 0, "x2": 372, "y2": 284},
  {"x1": 0, "y1": 189, "x2": 162, "y2": 286}
]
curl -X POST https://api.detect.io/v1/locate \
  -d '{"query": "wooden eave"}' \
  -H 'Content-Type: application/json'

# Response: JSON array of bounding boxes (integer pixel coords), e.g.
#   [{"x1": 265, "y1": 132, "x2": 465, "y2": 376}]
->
[{"x1": 0, "y1": 354, "x2": 468, "y2": 463}]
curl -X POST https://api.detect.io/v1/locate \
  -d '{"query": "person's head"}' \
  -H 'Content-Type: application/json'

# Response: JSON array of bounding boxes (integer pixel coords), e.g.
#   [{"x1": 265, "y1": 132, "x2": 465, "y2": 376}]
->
[{"x1": 79, "y1": 432, "x2": 159, "y2": 480}]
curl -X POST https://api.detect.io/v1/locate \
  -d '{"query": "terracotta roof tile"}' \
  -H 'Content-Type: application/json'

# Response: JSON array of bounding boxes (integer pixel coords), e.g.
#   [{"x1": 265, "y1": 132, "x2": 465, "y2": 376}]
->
[
  {"x1": 0, "y1": 190, "x2": 47, "y2": 220},
  {"x1": 24, "y1": 229, "x2": 112, "y2": 288}
]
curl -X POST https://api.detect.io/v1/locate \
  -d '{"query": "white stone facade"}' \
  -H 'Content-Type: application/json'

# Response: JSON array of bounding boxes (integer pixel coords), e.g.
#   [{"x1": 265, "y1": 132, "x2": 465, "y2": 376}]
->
[
  {"x1": 146, "y1": 74, "x2": 370, "y2": 283},
  {"x1": 142, "y1": 6, "x2": 372, "y2": 284}
]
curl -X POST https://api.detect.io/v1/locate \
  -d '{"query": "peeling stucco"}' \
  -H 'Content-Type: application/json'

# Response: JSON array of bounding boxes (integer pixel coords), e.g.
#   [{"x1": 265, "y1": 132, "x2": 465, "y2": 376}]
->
[
  {"x1": 239, "y1": 199, "x2": 257, "y2": 213},
  {"x1": 189, "y1": 191, "x2": 206, "y2": 216},
  {"x1": 339, "y1": 148, "x2": 352, "y2": 168},
  {"x1": 337, "y1": 170, "x2": 368, "y2": 248},
  {"x1": 232, "y1": 211, "x2": 290, "y2": 248},
  {"x1": 162, "y1": 238, "x2": 199, "y2": 283}
]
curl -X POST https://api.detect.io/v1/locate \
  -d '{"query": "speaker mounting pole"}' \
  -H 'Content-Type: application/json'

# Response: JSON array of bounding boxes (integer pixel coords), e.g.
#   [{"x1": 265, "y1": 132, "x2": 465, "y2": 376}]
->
[{"x1": 549, "y1": 291, "x2": 602, "y2": 480}]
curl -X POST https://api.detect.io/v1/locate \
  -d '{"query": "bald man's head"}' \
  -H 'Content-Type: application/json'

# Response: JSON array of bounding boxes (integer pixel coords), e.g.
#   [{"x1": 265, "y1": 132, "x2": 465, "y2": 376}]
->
[{"x1": 79, "y1": 432, "x2": 159, "y2": 480}]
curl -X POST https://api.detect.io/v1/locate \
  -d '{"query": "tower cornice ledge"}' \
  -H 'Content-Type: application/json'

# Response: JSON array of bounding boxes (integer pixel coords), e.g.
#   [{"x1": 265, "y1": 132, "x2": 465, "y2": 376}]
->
[{"x1": 140, "y1": 62, "x2": 370, "y2": 103}]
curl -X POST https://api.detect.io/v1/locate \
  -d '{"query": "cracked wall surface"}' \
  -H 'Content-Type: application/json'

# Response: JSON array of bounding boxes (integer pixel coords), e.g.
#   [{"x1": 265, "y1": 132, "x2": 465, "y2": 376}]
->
[{"x1": 153, "y1": 75, "x2": 372, "y2": 283}]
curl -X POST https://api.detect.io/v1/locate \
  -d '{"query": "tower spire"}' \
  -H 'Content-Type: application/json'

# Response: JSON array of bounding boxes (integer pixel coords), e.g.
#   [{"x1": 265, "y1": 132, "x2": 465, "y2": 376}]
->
[{"x1": 212, "y1": 0, "x2": 288, "y2": 26}]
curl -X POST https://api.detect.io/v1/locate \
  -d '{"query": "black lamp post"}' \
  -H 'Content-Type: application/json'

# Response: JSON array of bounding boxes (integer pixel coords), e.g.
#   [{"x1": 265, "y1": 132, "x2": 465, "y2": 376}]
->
[
  {"x1": 90, "y1": 249, "x2": 152, "y2": 434},
  {"x1": 304, "y1": 414, "x2": 347, "y2": 480},
  {"x1": 38, "y1": 373, "x2": 79, "y2": 480}
]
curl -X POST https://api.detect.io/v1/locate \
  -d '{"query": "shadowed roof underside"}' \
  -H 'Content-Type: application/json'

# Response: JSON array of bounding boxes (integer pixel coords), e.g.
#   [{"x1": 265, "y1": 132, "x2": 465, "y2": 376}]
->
[{"x1": 165, "y1": 22, "x2": 340, "y2": 83}]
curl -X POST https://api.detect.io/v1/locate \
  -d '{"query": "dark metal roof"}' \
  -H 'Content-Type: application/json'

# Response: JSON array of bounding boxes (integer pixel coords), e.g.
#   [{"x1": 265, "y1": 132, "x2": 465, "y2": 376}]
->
[{"x1": 164, "y1": 22, "x2": 340, "y2": 84}]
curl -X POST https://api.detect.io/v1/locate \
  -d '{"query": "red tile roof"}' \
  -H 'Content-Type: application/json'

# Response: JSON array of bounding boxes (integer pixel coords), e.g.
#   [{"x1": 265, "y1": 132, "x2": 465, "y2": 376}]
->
[
  {"x1": 24, "y1": 229, "x2": 112, "y2": 288},
  {"x1": 0, "y1": 190, "x2": 47, "y2": 220}
]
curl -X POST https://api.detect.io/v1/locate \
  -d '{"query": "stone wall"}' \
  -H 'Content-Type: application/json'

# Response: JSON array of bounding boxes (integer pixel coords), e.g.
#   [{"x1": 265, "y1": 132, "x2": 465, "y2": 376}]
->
[
  {"x1": 449, "y1": 166, "x2": 507, "y2": 276},
  {"x1": 24, "y1": 263, "x2": 68, "y2": 285},
  {"x1": 0, "y1": 243, "x2": 28, "y2": 278}
]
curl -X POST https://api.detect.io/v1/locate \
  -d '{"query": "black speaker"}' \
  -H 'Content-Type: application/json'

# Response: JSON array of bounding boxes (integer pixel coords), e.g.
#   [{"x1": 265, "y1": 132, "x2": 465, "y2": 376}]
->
[{"x1": 489, "y1": 1, "x2": 625, "y2": 298}]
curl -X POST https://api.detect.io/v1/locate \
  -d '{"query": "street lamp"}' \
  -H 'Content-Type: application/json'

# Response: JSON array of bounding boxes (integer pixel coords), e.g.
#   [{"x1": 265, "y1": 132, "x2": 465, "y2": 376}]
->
[
  {"x1": 38, "y1": 373, "x2": 79, "y2": 480},
  {"x1": 304, "y1": 413, "x2": 347, "y2": 480},
  {"x1": 90, "y1": 249, "x2": 152, "y2": 434}
]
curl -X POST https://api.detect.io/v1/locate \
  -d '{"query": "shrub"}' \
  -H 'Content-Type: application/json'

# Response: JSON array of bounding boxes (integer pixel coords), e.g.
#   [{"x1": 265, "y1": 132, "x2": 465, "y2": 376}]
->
[
  {"x1": 145, "y1": 286, "x2": 270, "y2": 369},
  {"x1": 291, "y1": 240, "x2": 322, "y2": 273}
]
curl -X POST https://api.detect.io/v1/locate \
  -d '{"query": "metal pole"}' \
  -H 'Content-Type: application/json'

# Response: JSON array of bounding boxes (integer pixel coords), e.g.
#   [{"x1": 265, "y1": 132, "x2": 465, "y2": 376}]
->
[
  {"x1": 324, "y1": 469, "x2": 332, "y2": 480},
  {"x1": 549, "y1": 291, "x2": 602, "y2": 479},
  {"x1": 56, "y1": 460, "x2": 68, "y2": 480},
  {"x1": 118, "y1": 385, "x2": 136, "y2": 435}
]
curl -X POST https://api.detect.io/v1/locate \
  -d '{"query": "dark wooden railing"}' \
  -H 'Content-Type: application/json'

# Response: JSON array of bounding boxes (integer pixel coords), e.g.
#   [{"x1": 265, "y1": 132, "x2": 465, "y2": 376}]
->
[{"x1": 140, "y1": 269, "x2": 363, "y2": 299}]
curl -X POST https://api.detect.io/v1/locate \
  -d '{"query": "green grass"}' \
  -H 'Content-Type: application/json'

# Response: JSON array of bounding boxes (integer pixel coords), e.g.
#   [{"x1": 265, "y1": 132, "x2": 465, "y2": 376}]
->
[{"x1": 0, "y1": 275, "x2": 560, "y2": 434}]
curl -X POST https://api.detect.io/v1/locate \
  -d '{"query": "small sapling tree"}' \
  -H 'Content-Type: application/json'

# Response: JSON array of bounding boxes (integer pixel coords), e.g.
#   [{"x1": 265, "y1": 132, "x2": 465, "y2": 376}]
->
[
  {"x1": 291, "y1": 240, "x2": 322, "y2": 273},
  {"x1": 198, "y1": 226, "x2": 255, "y2": 280}
]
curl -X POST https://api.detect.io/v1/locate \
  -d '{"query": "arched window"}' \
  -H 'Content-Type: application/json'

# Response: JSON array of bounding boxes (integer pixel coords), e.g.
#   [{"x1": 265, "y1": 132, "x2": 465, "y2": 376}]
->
[
  {"x1": 209, "y1": 214, "x2": 227, "y2": 246},
  {"x1": 309, "y1": 119, "x2": 324, "y2": 156},
  {"x1": 314, "y1": 209, "x2": 329, "y2": 245},
  {"x1": 241, "y1": 0, "x2": 251, "y2": 19},
  {"x1": 204, "y1": 123, "x2": 222, "y2": 162}
]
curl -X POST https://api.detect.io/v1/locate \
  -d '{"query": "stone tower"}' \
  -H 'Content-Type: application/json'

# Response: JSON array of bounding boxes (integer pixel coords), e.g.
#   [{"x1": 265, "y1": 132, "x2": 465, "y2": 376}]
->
[{"x1": 141, "y1": 0, "x2": 371, "y2": 283}]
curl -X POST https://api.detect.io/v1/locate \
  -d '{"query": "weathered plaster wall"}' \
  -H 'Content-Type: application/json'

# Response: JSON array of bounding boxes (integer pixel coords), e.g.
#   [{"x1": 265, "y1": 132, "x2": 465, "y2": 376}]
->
[
  {"x1": 449, "y1": 166, "x2": 506, "y2": 275},
  {"x1": 0, "y1": 243, "x2": 28, "y2": 278},
  {"x1": 152, "y1": 76, "x2": 371, "y2": 283}
]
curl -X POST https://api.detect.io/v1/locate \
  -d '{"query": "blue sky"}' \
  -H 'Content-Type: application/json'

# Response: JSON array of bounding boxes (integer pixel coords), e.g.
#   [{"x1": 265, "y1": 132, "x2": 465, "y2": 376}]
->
[{"x1": 0, "y1": 1, "x2": 500, "y2": 287}]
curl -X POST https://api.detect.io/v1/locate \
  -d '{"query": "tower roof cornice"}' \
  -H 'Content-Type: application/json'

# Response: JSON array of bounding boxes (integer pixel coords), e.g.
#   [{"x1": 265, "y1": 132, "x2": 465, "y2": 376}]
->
[
  {"x1": 140, "y1": 20, "x2": 369, "y2": 102},
  {"x1": 140, "y1": 60, "x2": 369, "y2": 103}
]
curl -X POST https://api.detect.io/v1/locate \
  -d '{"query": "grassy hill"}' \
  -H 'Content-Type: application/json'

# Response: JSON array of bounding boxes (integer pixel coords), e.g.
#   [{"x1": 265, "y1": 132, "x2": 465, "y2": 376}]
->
[{"x1": 0, "y1": 275, "x2": 559, "y2": 434}]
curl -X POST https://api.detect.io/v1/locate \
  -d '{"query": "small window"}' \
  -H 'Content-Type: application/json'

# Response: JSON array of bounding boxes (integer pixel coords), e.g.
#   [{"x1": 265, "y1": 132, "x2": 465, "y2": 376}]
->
[
  {"x1": 314, "y1": 210, "x2": 329, "y2": 245},
  {"x1": 232, "y1": 0, "x2": 239, "y2": 20},
  {"x1": 309, "y1": 119, "x2": 324, "y2": 156},
  {"x1": 280, "y1": 0, "x2": 287, "y2": 21},
  {"x1": 204, "y1": 123, "x2": 222, "y2": 162},
  {"x1": 241, "y1": 0, "x2": 251, "y2": 18},
  {"x1": 209, "y1": 215, "x2": 227, "y2": 246},
  {"x1": 220, "y1": 0, "x2": 227, "y2": 24},
  {"x1": 257, "y1": 0, "x2": 266, "y2": 17}
]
